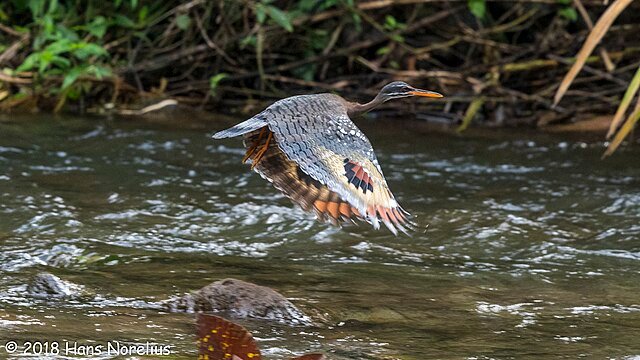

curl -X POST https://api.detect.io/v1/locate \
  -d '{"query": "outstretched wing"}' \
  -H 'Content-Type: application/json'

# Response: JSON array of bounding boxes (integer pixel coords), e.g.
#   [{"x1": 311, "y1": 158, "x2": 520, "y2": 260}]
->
[
  {"x1": 244, "y1": 129, "x2": 364, "y2": 225},
  {"x1": 262, "y1": 94, "x2": 412, "y2": 235}
]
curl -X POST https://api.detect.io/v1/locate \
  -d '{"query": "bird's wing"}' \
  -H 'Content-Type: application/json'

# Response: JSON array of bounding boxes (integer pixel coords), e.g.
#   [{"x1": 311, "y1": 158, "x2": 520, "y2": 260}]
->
[
  {"x1": 212, "y1": 113, "x2": 268, "y2": 139},
  {"x1": 263, "y1": 94, "x2": 412, "y2": 235},
  {"x1": 244, "y1": 129, "x2": 365, "y2": 225}
]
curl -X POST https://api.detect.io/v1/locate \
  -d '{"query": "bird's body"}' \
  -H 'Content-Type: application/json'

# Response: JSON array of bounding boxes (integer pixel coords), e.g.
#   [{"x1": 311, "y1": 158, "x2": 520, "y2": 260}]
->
[{"x1": 213, "y1": 82, "x2": 443, "y2": 235}]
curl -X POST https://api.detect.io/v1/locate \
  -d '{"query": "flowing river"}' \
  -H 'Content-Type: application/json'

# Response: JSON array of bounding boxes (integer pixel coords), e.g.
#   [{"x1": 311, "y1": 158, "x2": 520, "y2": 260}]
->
[{"x1": 1, "y1": 114, "x2": 639, "y2": 359}]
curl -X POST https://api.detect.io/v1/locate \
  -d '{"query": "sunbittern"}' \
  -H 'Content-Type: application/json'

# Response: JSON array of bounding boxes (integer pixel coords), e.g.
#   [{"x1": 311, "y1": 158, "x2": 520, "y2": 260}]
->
[{"x1": 213, "y1": 81, "x2": 443, "y2": 235}]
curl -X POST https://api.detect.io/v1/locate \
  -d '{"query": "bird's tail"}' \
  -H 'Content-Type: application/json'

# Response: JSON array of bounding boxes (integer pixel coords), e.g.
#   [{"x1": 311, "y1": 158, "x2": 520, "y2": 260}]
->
[{"x1": 212, "y1": 116, "x2": 268, "y2": 139}]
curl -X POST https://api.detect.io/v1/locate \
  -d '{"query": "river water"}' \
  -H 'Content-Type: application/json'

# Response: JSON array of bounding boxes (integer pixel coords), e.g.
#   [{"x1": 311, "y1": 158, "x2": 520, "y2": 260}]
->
[{"x1": 0, "y1": 115, "x2": 639, "y2": 359}]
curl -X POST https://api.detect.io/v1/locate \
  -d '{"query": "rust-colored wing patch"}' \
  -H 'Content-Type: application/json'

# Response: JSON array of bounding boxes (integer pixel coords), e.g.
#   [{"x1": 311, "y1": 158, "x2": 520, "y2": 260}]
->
[
  {"x1": 344, "y1": 159, "x2": 374, "y2": 194},
  {"x1": 243, "y1": 128, "x2": 363, "y2": 225}
]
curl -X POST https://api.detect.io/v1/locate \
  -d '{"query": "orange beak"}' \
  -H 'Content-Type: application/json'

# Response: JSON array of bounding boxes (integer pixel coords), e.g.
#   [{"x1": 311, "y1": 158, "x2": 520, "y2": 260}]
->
[{"x1": 409, "y1": 89, "x2": 444, "y2": 98}]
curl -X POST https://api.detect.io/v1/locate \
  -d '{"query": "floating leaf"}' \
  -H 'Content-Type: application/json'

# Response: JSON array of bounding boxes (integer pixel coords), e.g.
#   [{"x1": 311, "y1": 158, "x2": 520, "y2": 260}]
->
[
  {"x1": 196, "y1": 314, "x2": 325, "y2": 360},
  {"x1": 196, "y1": 314, "x2": 262, "y2": 360}
]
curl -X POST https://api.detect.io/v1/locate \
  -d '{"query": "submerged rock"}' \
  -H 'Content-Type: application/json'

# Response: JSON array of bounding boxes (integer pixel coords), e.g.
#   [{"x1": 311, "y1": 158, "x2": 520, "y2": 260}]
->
[
  {"x1": 26, "y1": 272, "x2": 86, "y2": 299},
  {"x1": 163, "y1": 278, "x2": 312, "y2": 325}
]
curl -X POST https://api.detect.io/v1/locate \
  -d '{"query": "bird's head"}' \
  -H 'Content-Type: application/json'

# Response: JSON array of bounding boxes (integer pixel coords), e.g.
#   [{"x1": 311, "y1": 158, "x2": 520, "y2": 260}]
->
[{"x1": 377, "y1": 81, "x2": 443, "y2": 102}]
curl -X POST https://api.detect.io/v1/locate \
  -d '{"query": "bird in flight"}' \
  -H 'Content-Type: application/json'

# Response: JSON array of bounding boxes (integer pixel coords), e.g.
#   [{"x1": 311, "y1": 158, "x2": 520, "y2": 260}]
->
[{"x1": 213, "y1": 81, "x2": 443, "y2": 235}]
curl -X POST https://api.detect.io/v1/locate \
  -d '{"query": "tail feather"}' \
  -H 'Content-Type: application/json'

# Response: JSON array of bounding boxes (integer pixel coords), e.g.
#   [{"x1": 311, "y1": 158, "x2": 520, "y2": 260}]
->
[{"x1": 212, "y1": 116, "x2": 268, "y2": 139}]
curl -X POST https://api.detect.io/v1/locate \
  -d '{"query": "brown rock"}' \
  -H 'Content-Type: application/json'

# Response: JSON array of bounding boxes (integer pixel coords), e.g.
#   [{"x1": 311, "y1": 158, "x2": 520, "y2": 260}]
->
[{"x1": 164, "y1": 278, "x2": 312, "y2": 326}]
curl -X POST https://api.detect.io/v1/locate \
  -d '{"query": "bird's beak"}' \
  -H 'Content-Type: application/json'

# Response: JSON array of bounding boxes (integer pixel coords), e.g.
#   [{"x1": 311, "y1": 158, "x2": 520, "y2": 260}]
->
[{"x1": 408, "y1": 88, "x2": 444, "y2": 98}]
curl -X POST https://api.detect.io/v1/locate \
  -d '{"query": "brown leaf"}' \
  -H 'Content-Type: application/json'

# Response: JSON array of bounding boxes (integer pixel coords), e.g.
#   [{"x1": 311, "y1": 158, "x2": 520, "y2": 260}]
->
[{"x1": 196, "y1": 314, "x2": 262, "y2": 360}]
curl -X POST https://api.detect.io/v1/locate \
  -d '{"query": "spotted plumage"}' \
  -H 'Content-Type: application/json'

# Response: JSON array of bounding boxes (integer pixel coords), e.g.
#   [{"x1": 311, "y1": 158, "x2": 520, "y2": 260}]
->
[{"x1": 213, "y1": 81, "x2": 443, "y2": 235}]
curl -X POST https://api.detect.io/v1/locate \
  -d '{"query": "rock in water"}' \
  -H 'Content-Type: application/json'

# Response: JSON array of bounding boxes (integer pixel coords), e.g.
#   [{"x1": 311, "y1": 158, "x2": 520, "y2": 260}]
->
[
  {"x1": 27, "y1": 272, "x2": 86, "y2": 299},
  {"x1": 164, "y1": 278, "x2": 312, "y2": 325}
]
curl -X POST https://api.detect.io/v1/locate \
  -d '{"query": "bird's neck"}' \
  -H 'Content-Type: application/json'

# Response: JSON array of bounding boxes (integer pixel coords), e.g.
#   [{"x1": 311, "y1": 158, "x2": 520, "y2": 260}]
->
[{"x1": 347, "y1": 95, "x2": 384, "y2": 117}]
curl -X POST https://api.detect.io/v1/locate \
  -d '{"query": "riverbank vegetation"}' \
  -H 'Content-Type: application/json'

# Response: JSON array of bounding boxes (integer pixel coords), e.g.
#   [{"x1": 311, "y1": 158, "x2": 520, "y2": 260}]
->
[{"x1": 1, "y1": 0, "x2": 639, "y2": 152}]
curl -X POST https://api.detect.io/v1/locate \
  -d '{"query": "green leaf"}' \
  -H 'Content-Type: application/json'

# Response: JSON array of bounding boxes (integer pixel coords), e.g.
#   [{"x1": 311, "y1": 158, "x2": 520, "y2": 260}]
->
[
  {"x1": 298, "y1": 0, "x2": 319, "y2": 12},
  {"x1": 322, "y1": 0, "x2": 339, "y2": 10},
  {"x1": 556, "y1": 0, "x2": 572, "y2": 5},
  {"x1": 56, "y1": 24, "x2": 79, "y2": 41},
  {"x1": 16, "y1": 53, "x2": 40, "y2": 72},
  {"x1": 468, "y1": 0, "x2": 486, "y2": 19},
  {"x1": 50, "y1": 55, "x2": 70, "y2": 69},
  {"x1": 255, "y1": 3, "x2": 266, "y2": 24},
  {"x1": 87, "y1": 16, "x2": 108, "y2": 38},
  {"x1": 38, "y1": 51, "x2": 53, "y2": 73},
  {"x1": 559, "y1": 7, "x2": 578, "y2": 21},
  {"x1": 390, "y1": 34, "x2": 404, "y2": 42},
  {"x1": 114, "y1": 15, "x2": 136, "y2": 28},
  {"x1": 62, "y1": 67, "x2": 82, "y2": 89},
  {"x1": 89, "y1": 65, "x2": 112, "y2": 78},
  {"x1": 138, "y1": 5, "x2": 149, "y2": 24},
  {"x1": 384, "y1": 15, "x2": 397, "y2": 30},
  {"x1": 209, "y1": 73, "x2": 228, "y2": 94},
  {"x1": 376, "y1": 46, "x2": 391, "y2": 55},
  {"x1": 28, "y1": 0, "x2": 46, "y2": 18},
  {"x1": 309, "y1": 29, "x2": 329, "y2": 50},
  {"x1": 176, "y1": 14, "x2": 191, "y2": 30},
  {"x1": 266, "y1": 5, "x2": 293, "y2": 32},
  {"x1": 240, "y1": 35, "x2": 256, "y2": 49},
  {"x1": 351, "y1": 12, "x2": 362, "y2": 31},
  {"x1": 48, "y1": 0, "x2": 58, "y2": 14},
  {"x1": 45, "y1": 39, "x2": 73, "y2": 55},
  {"x1": 42, "y1": 14, "x2": 55, "y2": 36},
  {"x1": 291, "y1": 62, "x2": 315, "y2": 81},
  {"x1": 72, "y1": 43, "x2": 108, "y2": 60}
]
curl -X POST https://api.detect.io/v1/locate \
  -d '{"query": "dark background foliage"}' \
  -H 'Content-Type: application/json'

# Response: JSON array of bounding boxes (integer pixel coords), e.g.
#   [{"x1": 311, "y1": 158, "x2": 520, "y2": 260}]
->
[{"x1": 1, "y1": 0, "x2": 639, "y2": 128}]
